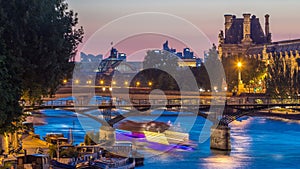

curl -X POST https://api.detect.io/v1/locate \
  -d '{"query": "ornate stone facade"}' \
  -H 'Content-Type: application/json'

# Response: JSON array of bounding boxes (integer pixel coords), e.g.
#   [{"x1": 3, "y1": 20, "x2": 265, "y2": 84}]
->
[{"x1": 218, "y1": 13, "x2": 300, "y2": 74}]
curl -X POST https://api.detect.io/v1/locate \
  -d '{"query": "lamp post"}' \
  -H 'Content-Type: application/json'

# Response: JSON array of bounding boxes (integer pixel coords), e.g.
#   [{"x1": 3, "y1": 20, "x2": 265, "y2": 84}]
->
[
  {"x1": 237, "y1": 62, "x2": 243, "y2": 94},
  {"x1": 237, "y1": 62, "x2": 242, "y2": 83}
]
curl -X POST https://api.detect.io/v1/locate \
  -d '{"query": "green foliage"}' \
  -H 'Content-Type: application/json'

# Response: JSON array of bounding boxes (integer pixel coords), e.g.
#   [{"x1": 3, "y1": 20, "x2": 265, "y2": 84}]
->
[
  {"x1": 49, "y1": 144, "x2": 58, "y2": 158},
  {"x1": 0, "y1": 0, "x2": 83, "y2": 133},
  {"x1": 49, "y1": 144, "x2": 79, "y2": 158},
  {"x1": 137, "y1": 47, "x2": 216, "y2": 91},
  {"x1": 143, "y1": 50, "x2": 179, "y2": 70},
  {"x1": 60, "y1": 147, "x2": 79, "y2": 158},
  {"x1": 140, "y1": 50, "x2": 179, "y2": 90},
  {"x1": 266, "y1": 56, "x2": 300, "y2": 98},
  {"x1": 222, "y1": 55, "x2": 266, "y2": 91},
  {"x1": 0, "y1": 27, "x2": 23, "y2": 133},
  {"x1": 0, "y1": 0, "x2": 83, "y2": 103},
  {"x1": 190, "y1": 66, "x2": 211, "y2": 90},
  {"x1": 203, "y1": 44, "x2": 223, "y2": 89}
]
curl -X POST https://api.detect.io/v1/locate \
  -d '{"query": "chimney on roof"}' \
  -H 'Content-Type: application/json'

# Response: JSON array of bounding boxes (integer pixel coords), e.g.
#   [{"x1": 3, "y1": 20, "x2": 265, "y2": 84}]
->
[
  {"x1": 265, "y1": 14, "x2": 272, "y2": 43},
  {"x1": 224, "y1": 14, "x2": 233, "y2": 37},
  {"x1": 242, "y1": 13, "x2": 252, "y2": 43}
]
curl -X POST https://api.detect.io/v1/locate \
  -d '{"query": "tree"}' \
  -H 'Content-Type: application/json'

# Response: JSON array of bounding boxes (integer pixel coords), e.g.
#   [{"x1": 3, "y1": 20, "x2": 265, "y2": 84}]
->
[
  {"x1": 0, "y1": 51, "x2": 23, "y2": 133},
  {"x1": 190, "y1": 65, "x2": 211, "y2": 90},
  {"x1": 222, "y1": 55, "x2": 266, "y2": 92},
  {"x1": 204, "y1": 44, "x2": 223, "y2": 90},
  {"x1": 143, "y1": 50, "x2": 179, "y2": 70},
  {"x1": 266, "y1": 56, "x2": 299, "y2": 98},
  {"x1": 141, "y1": 50, "x2": 179, "y2": 90},
  {"x1": 0, "y1": 0, "x2": 83, "y2": 133}
]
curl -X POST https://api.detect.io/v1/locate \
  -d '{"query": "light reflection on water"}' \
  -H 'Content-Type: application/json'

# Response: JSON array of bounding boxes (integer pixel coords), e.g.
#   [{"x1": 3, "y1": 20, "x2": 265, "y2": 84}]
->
[
  {"x1": 202, "y1": 155, "x2": 247, "y2": 169},
  {"x1": 201, "y1": 118, "x2": 254, "y2": 169},
  {"x1": 34, "y1": 109, "x2": 300, "y2": 169}
]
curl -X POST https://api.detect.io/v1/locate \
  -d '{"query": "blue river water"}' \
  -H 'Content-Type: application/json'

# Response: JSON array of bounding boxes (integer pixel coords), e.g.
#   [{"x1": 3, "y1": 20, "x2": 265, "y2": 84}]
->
[{"x1": 34, "y1": 109, "x2": 300, "y2": 169}]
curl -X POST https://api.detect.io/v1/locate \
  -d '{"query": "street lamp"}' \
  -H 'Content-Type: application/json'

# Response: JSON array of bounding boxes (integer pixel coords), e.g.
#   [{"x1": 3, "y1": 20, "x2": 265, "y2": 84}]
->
[
  {"x1": 136, "y1": 81, "x2": 140, "y2": 87},
  {"x1": 148, "y1": 81, "x2": 152, "y2": 87},
  {"x1": 63, "y1": 79, "x2": 67, "y2": 84},
  {"x1": 237, "y1": 61, "x2": 243, "y2": 94},
  {"x1": 100, "y1": 80, "x2": 104, "y2": 85},
  {"x1": 237, "y1": 62, "x2": 242, "y2": 84},
  {"x1": 86, "y1": 80, "x2": 92, "y2": 85},
  {"x1": 74, "y1": 79, "x2": 80, "y2": 84}
]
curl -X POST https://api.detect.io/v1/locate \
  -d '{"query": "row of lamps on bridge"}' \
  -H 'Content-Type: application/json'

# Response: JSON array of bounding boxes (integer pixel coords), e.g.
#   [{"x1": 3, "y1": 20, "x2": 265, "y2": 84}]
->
[
  {"x1": 62, "y1": 62, "x2": 245, "y2": 93},
  {"x1": 62, "y1": 79, "x2": 153, "y2": 88}
]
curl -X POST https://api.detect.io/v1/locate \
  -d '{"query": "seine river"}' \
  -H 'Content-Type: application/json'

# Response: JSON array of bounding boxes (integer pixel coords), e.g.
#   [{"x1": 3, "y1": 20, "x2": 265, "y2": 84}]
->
[{"x1": 34, "y1": 109, "x2": 300, "y2": 169}]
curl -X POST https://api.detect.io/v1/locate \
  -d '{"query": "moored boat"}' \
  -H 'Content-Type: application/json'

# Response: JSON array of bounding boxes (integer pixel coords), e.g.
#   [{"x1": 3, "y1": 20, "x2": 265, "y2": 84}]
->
[
  {"x1": 116, "y1": 120, "x2": 190, "y2": 145},
  {"x1": 43, "y1": 133, "x2": 69, "y2": 145}
]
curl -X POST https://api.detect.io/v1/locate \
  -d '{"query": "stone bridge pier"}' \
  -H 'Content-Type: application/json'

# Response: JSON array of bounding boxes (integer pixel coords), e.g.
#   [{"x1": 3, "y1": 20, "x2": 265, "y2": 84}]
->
[{"x1": 210, "y1": 125, "x2": 231, "y2": 151}]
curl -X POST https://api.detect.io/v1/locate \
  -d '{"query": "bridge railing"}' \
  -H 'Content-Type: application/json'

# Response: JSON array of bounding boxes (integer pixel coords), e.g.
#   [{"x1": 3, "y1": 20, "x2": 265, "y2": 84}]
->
[{"x1": 29, "y1": 97, "x2": 300, "y2": 108}]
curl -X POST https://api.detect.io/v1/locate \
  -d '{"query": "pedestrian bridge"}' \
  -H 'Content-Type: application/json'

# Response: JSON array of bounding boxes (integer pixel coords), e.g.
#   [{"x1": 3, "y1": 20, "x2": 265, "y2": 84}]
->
[
  {"x1": 23, "y1": 97, "x2": 300, "y2": 151},
  {"x1": 23, "y1": 97, "x2": 300, "y2": 126}
]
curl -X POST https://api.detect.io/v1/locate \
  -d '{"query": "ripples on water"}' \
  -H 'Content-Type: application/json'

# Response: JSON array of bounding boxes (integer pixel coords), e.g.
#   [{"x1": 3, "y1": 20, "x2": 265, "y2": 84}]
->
[{"x1": 34, "y1": 109, "x2": 300, "y2": 169}]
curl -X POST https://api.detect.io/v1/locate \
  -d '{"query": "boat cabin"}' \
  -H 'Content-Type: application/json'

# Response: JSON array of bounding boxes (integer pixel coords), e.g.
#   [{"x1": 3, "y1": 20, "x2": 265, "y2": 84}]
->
[
  {"x1": 76, "y1": 146, "x2": 102, "y2": 161},
  {"x1": 17, "y1": 154, "x2": 50, "y2": 169},
  {"x1": 44, "y1": 133, "x2": 69, "y2": 145}
]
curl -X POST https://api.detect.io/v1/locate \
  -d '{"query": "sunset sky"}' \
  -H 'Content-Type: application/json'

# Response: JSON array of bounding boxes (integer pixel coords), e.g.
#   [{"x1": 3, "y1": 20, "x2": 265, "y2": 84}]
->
[{"x1": 67, "y1": 0, "x2": 300, "y2": 61}]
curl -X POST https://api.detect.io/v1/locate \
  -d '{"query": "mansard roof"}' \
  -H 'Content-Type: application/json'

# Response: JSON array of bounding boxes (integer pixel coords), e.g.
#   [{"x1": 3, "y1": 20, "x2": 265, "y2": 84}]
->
[{"x1": 225, "y1": 17, "x2": 267, "y2": 45}]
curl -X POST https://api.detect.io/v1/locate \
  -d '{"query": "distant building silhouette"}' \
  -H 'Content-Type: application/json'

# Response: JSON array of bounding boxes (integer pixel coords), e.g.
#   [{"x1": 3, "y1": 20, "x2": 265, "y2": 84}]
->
[
  {"x1": 80, "y1": 52, "x2": 103, "y2": 63},
  {"x1": 162, "y1": 41, "x2": 200, "y2": 67},
  {"x1": 109, "y1": 47, "x2": 118, "y2": 58},
  {"x1": 98, "y1": 47, "x2": 136, "y2": 75},
  {"x1": 108, "y1": 47, "x2": 127, "y2": 61},
  {"x1": 118, "y1": 53, "x2": 127, "y2": 61}
]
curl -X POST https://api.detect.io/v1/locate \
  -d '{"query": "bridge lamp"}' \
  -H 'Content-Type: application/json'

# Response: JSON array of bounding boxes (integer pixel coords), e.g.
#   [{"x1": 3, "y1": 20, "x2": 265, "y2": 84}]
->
[
  {"x1": 224, "y1": 86, "x2": 228, "y2": 91},
  {"x1": 63, "y1": 79, "x2": 67, "y2": 84},
  {"x1": 74, "y1": 79, "x2": 80, "y2": 84},
  {"x1": 148, "y1": 81, "x2": 152, "y2": 87},
  {"x1": 86, "y1": 80, "x2": 92, "y2": 85},
  {"x1": 100, "y1": 80, "x2": 104, "y2": 85},
  {"x1": 214, "y1": 86, "x2": 218, "y2": 92},
  {"x1": 136, "y1": 81, "x2": 140, "y2": 87}
]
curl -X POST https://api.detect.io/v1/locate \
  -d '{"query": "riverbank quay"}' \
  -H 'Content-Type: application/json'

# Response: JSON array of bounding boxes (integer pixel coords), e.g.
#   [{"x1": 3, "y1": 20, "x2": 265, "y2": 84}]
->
[
  {"x1": 251, "y1": 109, "x2": 300, "y2": 121},
  {"x1": 0, "y1": 132, "x2": 51, "y2": 168},
  {"x1": 0, "y1": 131, "x2": 143, "y2": 169}
]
